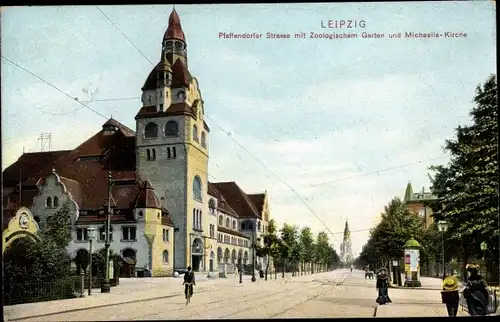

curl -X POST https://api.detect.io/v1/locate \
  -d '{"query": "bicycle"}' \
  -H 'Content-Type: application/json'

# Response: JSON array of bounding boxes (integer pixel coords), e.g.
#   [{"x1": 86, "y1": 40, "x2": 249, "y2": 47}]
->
[{"x1": 184, "y1": 282, "x2": 194, "y2": 305}]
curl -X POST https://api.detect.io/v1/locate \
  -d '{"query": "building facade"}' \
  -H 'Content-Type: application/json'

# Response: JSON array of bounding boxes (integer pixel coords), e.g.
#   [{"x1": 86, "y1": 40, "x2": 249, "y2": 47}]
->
[
  {"x1": 2, "y1": 9, "x2": 271, "y2": 277},
  {"x1": 403, "y1": 182, "x2": 438, "y2": 229}
]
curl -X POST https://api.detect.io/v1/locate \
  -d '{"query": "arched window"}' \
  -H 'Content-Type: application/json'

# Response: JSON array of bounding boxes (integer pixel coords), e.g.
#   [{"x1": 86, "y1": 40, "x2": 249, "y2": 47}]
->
[
  {"x1": 53, "y1": 196, "x2": 59, "y2": 207},
  {"x1": 232, "y1": 220, "x2": 236, "y2": 230},
  {"x1": 46, "y1": 197, "x2": 52, "y2": 208},
  {"x1": 165, "y1": 121, "x2": 179, "y2": 137},
  {"x1": 192, "y1": 176, "x2": 202, "y2": 201},
  {"x1": 258, "y1": 221, "x2": 261, "y2": 231},
  {"x1": 144, "y1": 122, "x2": 158, "y2": 138},
  {"x1": 192, "y1": 125, "x2": 199, "y2": 142},
  {"x1": 163, "y1": 250, "x2": 169, "y2": 263},
  {"x1": 218, "y1": 215, "x2": 223, "y2": 226},
  {"x1": 209, "y1": 198, "x2": 216, "y2": 212},
  {"x1": 201, "y1": 132, "x2": 207, "y2": 148},
  {"x1": 241, "y1": 222, "x2": 246, "y2": 230},
  {"x1": 226, "y1": 218, "x2": 230, "y2": 227}
]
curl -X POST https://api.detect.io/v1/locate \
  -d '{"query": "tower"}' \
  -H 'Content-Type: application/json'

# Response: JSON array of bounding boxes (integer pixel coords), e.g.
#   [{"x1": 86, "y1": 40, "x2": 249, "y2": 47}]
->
[
  {"x1": 340, "y1": 220, "x2": 353, "y2": 263},
  {"x1": 135, "y1": 8, "x2": 210, "y2": 270}
]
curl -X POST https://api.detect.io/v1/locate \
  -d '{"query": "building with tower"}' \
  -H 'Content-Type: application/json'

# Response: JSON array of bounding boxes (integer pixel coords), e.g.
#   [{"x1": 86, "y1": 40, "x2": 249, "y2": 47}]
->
[
  {"x1": 2, "y1": 8, "x2": 271, "y2": 278},
  {"x1": 340, "y1": 220, "x2": 353, "y2": 263}
]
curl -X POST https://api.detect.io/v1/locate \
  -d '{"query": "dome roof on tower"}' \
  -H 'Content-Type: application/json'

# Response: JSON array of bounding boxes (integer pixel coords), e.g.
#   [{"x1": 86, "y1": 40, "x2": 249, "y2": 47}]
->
[
  {"x1": 141, "y1": 60, "x2": 172, "y2": 91},
  {"x1": 163, "y1": 8, "x2": 185, "y2": 42}
]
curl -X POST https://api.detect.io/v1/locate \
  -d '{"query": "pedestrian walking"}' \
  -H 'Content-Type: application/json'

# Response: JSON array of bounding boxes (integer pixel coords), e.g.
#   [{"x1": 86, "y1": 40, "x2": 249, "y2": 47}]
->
[
  {"x1": 441, "y1": 275, "x2": 460, "y2": 317},
  {"x1": 376, "y1": 268, "x2": 392, "y2": 305},
  {"x1": 463, "y1": 263, "x2": 489, "y2": 316}
]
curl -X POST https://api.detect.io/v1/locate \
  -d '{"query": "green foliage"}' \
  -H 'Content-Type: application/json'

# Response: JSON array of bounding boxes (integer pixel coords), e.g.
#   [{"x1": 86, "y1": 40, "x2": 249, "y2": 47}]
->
[
  {"x1": 428, "y1": 74, "x2": 498, "y2": 266},
  {"x1": 3, "y1": 203, "x2": 75, "y2": 304}
]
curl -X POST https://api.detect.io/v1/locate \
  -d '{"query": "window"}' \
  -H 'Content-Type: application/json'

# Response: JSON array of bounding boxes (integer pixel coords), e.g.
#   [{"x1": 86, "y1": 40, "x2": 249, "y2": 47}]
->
[
  {"x1": 201, "y1": 132, "x2": 207, "y2": 148},
  {"x1": 147, "y1": 149, "x2": 156, "y2": 161},
  {"x1": 192, "y1": 209, "x2": 196, "y2": 229},
  {"x1": 219, "y1": 215, "x2": 223, "y2": 226},
  {"x1": 46, "y1": 197, "x2": 52, "y2": 208},
  {"x1": 209, "y1": 198, "x2": 216, "y2": 213},
  {"x1": 148, "y1": 94, "x2": 152, "y2": 103},
  {"x1": 145, "y1": 122, "x2": 158, "y2": 138},
  {"x1": 175, "y1": 42, "x2": 183, "y2": 53},
  {"x1": 53, "y1": 196, "x2": 59, "y2": 207},
  {"x1": 192, "y1": 176, "x2": 202, "y2": 201},
  {"x1": 163, "y1": 250, "x2": 169, "y2": 263},
  {"x1": 99, "y1": 227, "x2": 114, "y2": 241},
  {"x1": 241, "y1": 222, "x2": 245, "y2": 230},
  {"x1": 166, "y1": 41, "x2": 173, "y2": 51},
  {"x1": 226, "y1": 218, "x2": 230, "y2": 228},
  {"x1": 122, "y1": 227, "x2": 137, "y2": 241},
  {"x1": 209, "y1": 224, "x2": 215, "y2": 238},
  {"x1": 163, "y1": 229, "x2": 169, "y2": 242},
  {"x1": 165, "y1": 121, "x2": 179, "y2": 137},
  {"x1": 192, "y1": 125, "x2": 199, "y2": 142},
  {"x1": 160, "y1": 104, "x2": 164, "y2": 110},
  {"x1": 418, "y1": 208, "x2": 425, "y2": 218},
  {"x1": 258, "y1": 221, "x2": 261, "y2": 231},
  {"x1": 167, "y1": 147, "x2": 177, "y2": 159},
  {"x1": 76, "y1": 228, "x2": 88, "y2": 241}
]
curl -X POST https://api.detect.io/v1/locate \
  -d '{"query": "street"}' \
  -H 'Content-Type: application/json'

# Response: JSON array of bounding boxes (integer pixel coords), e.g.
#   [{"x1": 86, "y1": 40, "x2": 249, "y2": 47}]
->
[
  {"x1": 6, "y1": 269, "x2": 379, "y2": 320},
  {"x1": 5, "y1": 269, "x2": 463, "y2": 320}
]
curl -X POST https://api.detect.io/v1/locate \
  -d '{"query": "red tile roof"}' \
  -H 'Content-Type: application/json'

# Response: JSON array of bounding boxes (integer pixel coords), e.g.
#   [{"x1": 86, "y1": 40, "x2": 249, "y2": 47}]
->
[
  {"x1": 135, "y1": 103, "x2": 197, "y2": 119},
  {"x1": 2, "y1": 150, "x2": 71, "y2": 187},
  {"x1": 211, "y1": 182, "x2": 261, "y2": 219},
  {"x1": 171, "y1": 59, "x2": 191, "y2": 87},
  {"x1": 247, "y1": 193, "x2": 265, "y2": 216},
  {"x1": 218, "y1": 226, "x2": 249, "y2": 239},
  {"x1": 164, "y1": 8, "x2": 186, "y2": 42},
  {"x1": 134, "y1": 181, "x2": 161, "y2": 209}
]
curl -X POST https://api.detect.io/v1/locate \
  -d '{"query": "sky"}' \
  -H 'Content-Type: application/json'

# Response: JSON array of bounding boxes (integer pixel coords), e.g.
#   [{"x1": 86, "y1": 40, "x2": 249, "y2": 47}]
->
[{"x1": 1, "y1": 2, "x2": 497, "y2": 256}]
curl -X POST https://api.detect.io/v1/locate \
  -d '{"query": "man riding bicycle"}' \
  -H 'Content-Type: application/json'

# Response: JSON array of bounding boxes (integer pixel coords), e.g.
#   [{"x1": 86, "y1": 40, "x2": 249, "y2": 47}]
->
[{"x1": 183, "y1": 266, "x2": 196, "y2": 300}]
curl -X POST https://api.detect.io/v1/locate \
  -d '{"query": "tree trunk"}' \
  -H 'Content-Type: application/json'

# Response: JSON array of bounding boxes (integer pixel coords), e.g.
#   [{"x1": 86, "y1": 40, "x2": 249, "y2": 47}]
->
[
  {"x1": 274, "y1": 260, "x2": 278, "y2": 279},
  {"x1": 282, "y1": 259, "x2": 286, "y2": 278},
  {"x1": 461, "y1": 238, "x2": 470, "y2": 283},
  {"x1": 265, "y1": 255, "x2": 270, "y2": 281}
]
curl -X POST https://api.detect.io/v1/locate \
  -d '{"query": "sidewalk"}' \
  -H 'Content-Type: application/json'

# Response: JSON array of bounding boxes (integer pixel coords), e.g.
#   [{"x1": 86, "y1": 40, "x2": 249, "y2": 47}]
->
[
  {"x1": 4, "y1": 270, "x2": 333, "y2": 321},
  {"x1": 376, "y1": 277, "x2": 468, "y2": 317}
]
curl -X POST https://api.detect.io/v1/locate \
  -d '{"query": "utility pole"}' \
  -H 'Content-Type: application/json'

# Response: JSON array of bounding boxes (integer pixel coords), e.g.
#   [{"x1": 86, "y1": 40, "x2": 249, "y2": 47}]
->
[{"x1": 101, "y1": 171, "x2": 112, "y2": 293}]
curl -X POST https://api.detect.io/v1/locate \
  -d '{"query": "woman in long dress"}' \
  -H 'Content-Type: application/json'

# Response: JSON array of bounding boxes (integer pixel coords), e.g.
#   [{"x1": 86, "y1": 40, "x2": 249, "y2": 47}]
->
[
  {"x1": 441, "y1": 275, "x2": 460, "y2": 316},
  {"x1": 376, "y1": 268, "x2": 392, "y2": 305},
  {"x1": 464, "y1": 263, "x2": 490, "y2": 316}
]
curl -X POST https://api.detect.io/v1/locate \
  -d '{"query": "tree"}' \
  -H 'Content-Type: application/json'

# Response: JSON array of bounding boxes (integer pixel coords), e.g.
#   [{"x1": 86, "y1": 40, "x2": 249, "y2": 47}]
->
[
  {"x1": 429, "y1": 74, "x2": 498, "y2": 280},
  {"x1": 299, "y1": 226, "x2": 314, "y2": 275},
  {"x1": 314, "y1": 231, "x2": 330, "y2": 273},
  {"x1": 3, "y1": 203, "x2": 74, "y2": 304},
  {"x1": 281, "y1": 223, "x2": 299, "y2": 276},
  {"x1": 256, "y1": 218, "x2": 278, "y2": 281}
]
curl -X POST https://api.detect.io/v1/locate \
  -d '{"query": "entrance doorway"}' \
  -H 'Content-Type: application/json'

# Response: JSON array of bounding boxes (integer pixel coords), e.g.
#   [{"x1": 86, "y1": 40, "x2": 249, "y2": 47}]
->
[{"x1": 192, "y1": 255, "x2": 201, "y2": 271}]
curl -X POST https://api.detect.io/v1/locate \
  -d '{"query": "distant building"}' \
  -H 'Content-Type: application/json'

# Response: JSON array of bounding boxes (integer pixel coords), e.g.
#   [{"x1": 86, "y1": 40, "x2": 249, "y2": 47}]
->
[
  {"x1": 2, "y1": 8, "x2": 271, "y2": 278},
  {"x1": 403, "y1": 182, "x2": 438, "y2": 229},
  {"x1": 340, "y1": 220, "x2": 353, "y2": 263}
]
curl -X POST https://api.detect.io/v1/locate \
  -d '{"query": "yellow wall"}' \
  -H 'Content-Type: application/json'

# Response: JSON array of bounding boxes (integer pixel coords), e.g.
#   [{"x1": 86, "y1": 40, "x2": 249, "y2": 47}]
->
[
  {"x1": 2, "y1": 207, "x2": 40, "y2": 253},
  {"x1": 144, "y1": 208, "x2": 174, "y2": 277}
]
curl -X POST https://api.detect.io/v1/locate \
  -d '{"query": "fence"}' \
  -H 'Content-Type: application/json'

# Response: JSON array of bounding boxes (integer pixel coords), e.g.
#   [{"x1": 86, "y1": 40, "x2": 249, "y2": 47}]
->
[
  {"x1": 4, "y1": 277, "x2": 78, "y2": 305},
  {"x1": 459, "y1": 286, "x2": 499, "y2": 315}
]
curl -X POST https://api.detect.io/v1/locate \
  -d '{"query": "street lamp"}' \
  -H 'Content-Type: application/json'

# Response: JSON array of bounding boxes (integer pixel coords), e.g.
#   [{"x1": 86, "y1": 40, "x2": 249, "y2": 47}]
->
[
  {"x1": 101, "y1": 171, "x2": 112, "y2": 293},
  {"x1": 172, "y1": 227, "x2": 180, "y2": 276},
  {"x1": 480, "y1": 242, "x2": 487, "y2": 278},
  {"x1": 87, "y1": 226, "x2": 96, "y2": 296},
  {"x1": 437, "y1": 220, "x2": 449, "y2": 279},
  {"x1": 251, "y1": 225, "x2": 256, "y2": 282},
  {"x1": 238, "y1": 257, "x2": 243, "y2": 284}
]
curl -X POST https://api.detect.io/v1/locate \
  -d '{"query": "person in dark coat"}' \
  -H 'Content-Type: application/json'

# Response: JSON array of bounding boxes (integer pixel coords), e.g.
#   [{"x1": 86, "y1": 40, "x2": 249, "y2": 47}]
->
[
  {"x1": 463, "y1": 263, "x2": 490, "y2": 316},
  {"x1": 441, "y1": 275, "x2": 460, "y2": 317},
  {"x1": 376, "y1": 268, "x2": 392, "y2": 305}
]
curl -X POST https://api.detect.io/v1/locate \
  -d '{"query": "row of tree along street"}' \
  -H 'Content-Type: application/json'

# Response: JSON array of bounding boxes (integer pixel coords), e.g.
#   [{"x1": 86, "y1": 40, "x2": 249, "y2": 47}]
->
[
  {"x1": 355, "y1": 74, "x2": 499, "y2": 284},
  {"x1": 255, "y1": 219, "x2": 341, "y2": 280},
  {"x1": 3, "y1": 204, "x2": 122, "y2": 305}
]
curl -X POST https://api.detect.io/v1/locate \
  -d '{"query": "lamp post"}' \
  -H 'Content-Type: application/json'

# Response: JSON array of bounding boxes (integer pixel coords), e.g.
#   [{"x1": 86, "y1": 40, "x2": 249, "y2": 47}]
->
[
  {"x1": 87, "y1": 227, "x2": 96, "y2": 296},
  {"x1": 437, "y1": 220, "x2": 449, "y2": 279},
  {"x1": 172, "y1": 227, "x2": 180, "y2": 276},
  {"x1": 238, "y1": 257, "x2": 243, "y2": 284},
  {"x1": 251, "y1": 226, "x2": 256, "y2": 282},
  {"x1": 480, "y1": 242, "x2": 487, "y2": 278},
  {"x1": 101, "y1": 171, "x2": 112, "y2": 293}
]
